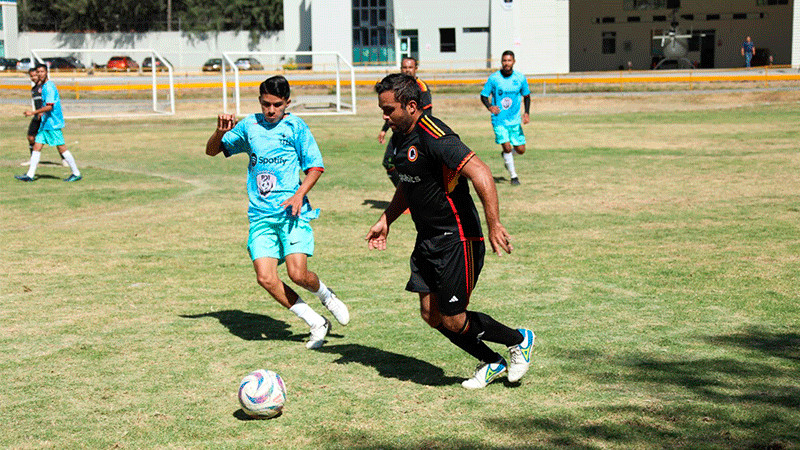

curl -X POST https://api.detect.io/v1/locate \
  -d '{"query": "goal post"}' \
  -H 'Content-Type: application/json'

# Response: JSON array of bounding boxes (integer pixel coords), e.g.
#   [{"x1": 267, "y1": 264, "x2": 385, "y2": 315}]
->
[
  {"x1": 30, "y1": 48, "x2": 175, "y2": 118},
  {"x1": 221, "y1": 51, "x2": 356, "y2": 117}
]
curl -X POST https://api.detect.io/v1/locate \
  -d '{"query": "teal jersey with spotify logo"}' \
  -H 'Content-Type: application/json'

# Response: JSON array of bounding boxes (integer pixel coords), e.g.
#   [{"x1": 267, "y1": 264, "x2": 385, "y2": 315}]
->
[
  {"x1": 222, "y1": 113, "x2": 323, "y2": 223},
  {"x1": 481, "y1": 70, "x2": 530, "y2": 127},
  {"x1": 40, "y1": 80, "x2": 65, "y2": 130}
]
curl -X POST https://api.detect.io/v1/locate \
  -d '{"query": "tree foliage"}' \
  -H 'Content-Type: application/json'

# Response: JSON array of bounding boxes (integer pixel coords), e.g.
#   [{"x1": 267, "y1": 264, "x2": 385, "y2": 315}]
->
[
  {"x1": 18, "y1": 0, "x2": 282, "y2": 32},
  {"x1": 180, "y1": 0, "x2": 282, "y2": 33}
]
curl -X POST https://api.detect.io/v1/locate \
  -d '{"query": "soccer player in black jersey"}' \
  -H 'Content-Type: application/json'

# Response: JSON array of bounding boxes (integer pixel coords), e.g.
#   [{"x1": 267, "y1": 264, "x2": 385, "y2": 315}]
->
[
  {"x1": 366, "y1": 74, "x2": 535, "y2": 389},
  {"x1": 377, "y1": 57, "x2": 432, "y2": 187}
]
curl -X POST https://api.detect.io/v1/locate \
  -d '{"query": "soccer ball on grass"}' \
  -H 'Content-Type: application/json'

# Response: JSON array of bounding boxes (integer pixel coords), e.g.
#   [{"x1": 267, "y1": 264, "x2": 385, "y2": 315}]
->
[{"x1": 238, "y1": 369, "x2": 286, "y2": 419}]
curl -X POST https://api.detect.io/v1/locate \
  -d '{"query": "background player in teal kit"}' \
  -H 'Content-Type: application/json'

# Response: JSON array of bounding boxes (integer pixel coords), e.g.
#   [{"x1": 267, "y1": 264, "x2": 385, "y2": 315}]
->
[
  {"x1": 205, "y1": 75, "x2": 349, "y2": 350},
  {"x1": 481, "y1": 50, "x2": 530, "y2": 185},
  {"x1": 16, "y1": 64, "x2": 81, "y2": 182}
]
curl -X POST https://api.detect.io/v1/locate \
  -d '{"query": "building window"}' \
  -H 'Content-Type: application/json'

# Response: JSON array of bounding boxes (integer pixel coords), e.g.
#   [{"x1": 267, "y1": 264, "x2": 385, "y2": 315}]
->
[
  {"x1": 352, "y1": 0, "x2": 393, "y2": 65},
  {"x1": 602, "y1": 32, "x2": 616, "y2": 54},
  {"x1": 440, "y1": 28, "x2": 456, "y2": 53},
  {"x1": 623, "y1": 0, "x2": 667, "y2": 10}
]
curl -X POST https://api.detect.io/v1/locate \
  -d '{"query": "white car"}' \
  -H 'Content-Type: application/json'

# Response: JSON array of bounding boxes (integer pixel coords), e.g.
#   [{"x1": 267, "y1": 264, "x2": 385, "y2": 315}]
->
[{"x1": 16, "y1": 58, "x2": 33, "y2": 71}]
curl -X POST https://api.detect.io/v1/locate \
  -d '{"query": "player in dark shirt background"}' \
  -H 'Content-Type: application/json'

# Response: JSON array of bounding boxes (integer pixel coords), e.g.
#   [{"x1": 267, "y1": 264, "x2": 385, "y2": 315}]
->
[{"x1": 366, "y1": 74, "x2": 535, "y2": 389}]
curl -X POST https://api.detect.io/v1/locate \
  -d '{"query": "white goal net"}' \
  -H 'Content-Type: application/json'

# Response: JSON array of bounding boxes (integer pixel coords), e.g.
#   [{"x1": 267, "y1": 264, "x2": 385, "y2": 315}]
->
[
  {"x1": 220, "y1": 51, "x2": 356, "y2": 117},
  {"x1": 30, "y1": 48, "x2": 175, "y2": 118}
]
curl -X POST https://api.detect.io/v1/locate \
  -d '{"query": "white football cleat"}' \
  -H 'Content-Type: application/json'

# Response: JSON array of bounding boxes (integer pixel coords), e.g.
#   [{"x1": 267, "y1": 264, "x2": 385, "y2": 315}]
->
[
  {"x1": 322, "y1": 291, "x2": 349, "y2": 326},
  {"x1": 507, "y1": 328, "x2": 535, "y2": 383},
  {"x1": 461, "y1": 358, "x2": 507, "y2": 389},
  {"x1": 305, "y1": 317, "x2": 331, "y2": 350}
]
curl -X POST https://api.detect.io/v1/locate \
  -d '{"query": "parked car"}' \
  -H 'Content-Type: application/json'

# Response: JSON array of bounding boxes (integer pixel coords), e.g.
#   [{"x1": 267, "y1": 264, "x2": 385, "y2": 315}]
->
[
  {"x1": 201, "y1": 58, "x2": 232, "y2": 71},
  {"x1": 0, "y1": 58, "x2": 18, "y2": 71},
  {"x1": 142, "y1": 56, "x2": 171, "y2": 71},
  {"x1": 106, "y1": 56, "x2": 139, "y2": 71},
  {"x1": 16, "y1": 57, "x2": 33, "y2": 71},
  {"x1": 43, "y1": 57, "x2": 84, "y2": 70},
  {"x1": 234, "y1": 57, "x2": 263, "y2": 71},
  {"x1": 64, "y1": 56, "x2": 85, "y2": 69}
]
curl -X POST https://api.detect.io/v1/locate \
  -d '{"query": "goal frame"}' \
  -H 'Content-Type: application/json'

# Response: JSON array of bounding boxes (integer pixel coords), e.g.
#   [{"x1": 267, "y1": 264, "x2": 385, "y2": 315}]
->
[
  {"x1": 221, "y1": 51, "x2": 356, "y2": 116},
  {"x1": 31, "y1": 48, "x2": 176, "y2": 118}
]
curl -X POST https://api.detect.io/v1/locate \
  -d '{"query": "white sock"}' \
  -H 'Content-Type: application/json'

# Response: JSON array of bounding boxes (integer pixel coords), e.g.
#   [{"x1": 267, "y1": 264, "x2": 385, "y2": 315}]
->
[
  {"x1": 26, "y1": 151, "x2": 41, "y2": 178},
  {"x1": 61, "y1": 151, "x2": 80, "y2": 176},
  {"x1": 313, "y1": 280, "x2": 332, "y2": 302},
  {"x1": 502, "y1": 151, "x2": 517, "y2": 178},
  {"x1": 289, "y1": 298, "x2": 325, "y2": 328}
]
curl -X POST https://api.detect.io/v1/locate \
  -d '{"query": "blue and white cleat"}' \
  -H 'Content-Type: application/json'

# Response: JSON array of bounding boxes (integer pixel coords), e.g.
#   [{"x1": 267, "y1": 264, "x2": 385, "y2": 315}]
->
[
  {"x1": 461, "y1": 358, "x2": 507, "y2": 389},
  {"x1": 507, "y1": 328, "x2": 535, "y2": 383}
]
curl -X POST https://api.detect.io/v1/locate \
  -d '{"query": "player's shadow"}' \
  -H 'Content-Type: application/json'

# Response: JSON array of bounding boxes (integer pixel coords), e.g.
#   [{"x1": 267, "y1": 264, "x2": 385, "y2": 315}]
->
[
  {"x1": 180, "y1": 310, "x2": 303, "y2": 343},
  {"x1": 362, "y1": 199, "x2": 390, "y2": 210},
  {"x1": 318, "y1": 343, "x2": 462, "y2": 386},
  {"x1": 31, "y1": 174, "x2": 61, "y2": 181},
  {"x1": 493, "y1": 176, "x2": 508, "y2": 184}
]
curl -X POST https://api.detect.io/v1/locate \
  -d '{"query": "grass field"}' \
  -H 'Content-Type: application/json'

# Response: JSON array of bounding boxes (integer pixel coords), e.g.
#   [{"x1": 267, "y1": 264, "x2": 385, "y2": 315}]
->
[{"x1": 1, "y1": 89, "x2": 799, "y2": 449}]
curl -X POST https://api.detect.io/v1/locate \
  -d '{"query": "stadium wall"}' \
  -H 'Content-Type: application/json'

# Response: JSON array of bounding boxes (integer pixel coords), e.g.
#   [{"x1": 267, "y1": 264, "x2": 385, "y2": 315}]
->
[{"x1": 16, "y1": 30, "x2": 285, "y2": 72}]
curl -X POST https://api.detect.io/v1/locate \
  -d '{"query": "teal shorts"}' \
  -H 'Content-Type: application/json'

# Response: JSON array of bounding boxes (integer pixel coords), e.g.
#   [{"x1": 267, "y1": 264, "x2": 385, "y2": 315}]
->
[
  {"x1": 35, "y1": 129, "x2": 66, "y2": 147},
  {"x1": 247, "y1": 217, "x2": 315, "y2": 264},
  {"x1": 492, "y1": 124, "x2": 526, "y2": 146}
]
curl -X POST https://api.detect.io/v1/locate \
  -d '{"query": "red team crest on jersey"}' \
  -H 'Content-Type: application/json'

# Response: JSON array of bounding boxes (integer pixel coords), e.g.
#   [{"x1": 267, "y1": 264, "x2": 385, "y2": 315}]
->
[{"x1": 407, "y1": 146, "x2": 418, "y2": 162}]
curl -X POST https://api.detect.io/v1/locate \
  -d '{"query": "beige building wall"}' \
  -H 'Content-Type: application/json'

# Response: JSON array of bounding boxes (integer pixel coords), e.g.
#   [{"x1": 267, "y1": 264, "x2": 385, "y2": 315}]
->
[{"x1": 570, "y1": 0, "x2": 793, "y2": 71}]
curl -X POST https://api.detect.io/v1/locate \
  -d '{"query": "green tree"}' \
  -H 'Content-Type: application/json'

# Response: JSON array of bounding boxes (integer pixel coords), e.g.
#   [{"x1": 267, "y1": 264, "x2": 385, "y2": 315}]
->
[
  {"x1": 180, "y1": 0, "x2": 282, "y2": 32},
  {"x1": 18, "y1": 0, "x2": 283, "y2": 33}
]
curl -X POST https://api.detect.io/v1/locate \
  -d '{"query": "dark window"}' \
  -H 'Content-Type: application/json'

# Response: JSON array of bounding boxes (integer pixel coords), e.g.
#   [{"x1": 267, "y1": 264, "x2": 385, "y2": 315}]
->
[
  {"x1": 440, "y1": 28, "x2": 456, "y2": 52},
  {"x1": 602, "y1": 17, "x2": 615, "y2": 23},
  {"x1": 627, "y1": 16, "x2": 641, "y2": 22},
  {"x1": 653, "y1": 15, "x2": 667, "y2": 22},
  {"x1": 706, "y1": 14, "x2": 720, "y2": 20},
  {"x1": 602, "y1": 31, "x2": 616, "y2": 54},
  {"x1": 733, "y1": 13, "x2": 747, "y2": 19},
  {"x1": 680, "y1": 14, "x2": 694, "y2": 20},
  {"x1": 464, "y1": 27, "x2": 490, "y2": 33},
  {"x1": 688, "y1": 36, "x2": 700, "y2": 51}
]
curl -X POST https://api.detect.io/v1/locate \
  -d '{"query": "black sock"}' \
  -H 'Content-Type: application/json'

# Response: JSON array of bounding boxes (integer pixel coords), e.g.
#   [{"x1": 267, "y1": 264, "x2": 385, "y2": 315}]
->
[
  {"x1": 436, "y1": 325, "x2": 501, "y2": 363},
  {"x1": 463, "y1": 311, "x2": 523, "y2": 347},
  {"x1": 29, "y1": 143, "x2": 33, "y2": 153}
]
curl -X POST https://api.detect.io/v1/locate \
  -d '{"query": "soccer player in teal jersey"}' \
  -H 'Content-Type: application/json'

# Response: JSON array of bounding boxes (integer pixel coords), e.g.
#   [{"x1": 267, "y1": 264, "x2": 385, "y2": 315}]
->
[
  {"x1": 206, "y1": 75, "x2": 349, "y2": 350},
  {"x1": 17, "y1": 64, "x2": 82, "y2": 182},
  {"x1": 480, "y1": 51, "x2": 530, "y2": 185}
]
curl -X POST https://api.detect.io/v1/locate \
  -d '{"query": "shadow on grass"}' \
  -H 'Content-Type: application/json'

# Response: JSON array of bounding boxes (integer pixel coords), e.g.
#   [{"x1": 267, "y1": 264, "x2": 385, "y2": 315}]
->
[
  {"x1": 705, "y1": 327, "x2": 800, "y2": 361},
  {"x1": 362, "y1": 199, "x2": 390, "y2": 210},
  {"x1": 318, "y1": 343, "x2": 462, "y2": 387},
  {"x1": 180, "y1": 310, "x2": 302, "y2": 343},
  {"x1": 309, "y1": 327, "x2": 800, "y2": 448}
]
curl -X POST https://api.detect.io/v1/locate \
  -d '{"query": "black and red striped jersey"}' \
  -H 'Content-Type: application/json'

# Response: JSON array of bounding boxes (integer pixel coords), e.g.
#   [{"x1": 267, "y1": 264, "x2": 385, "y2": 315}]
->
[{"x1": 389, "y1": 114, "x2": 483, "y2": 241}]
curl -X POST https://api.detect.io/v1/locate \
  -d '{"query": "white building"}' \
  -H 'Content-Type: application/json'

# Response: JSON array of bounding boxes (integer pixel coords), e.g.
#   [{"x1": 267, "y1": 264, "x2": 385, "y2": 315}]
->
[
  {"x1": 285, "y1": 0, "x2": 799, "y2": 73},
  {"x1": 284, "y1": 0, "x2": 569, "y2": 74},
  {"x1": 1, "y1": 0, "x2": 18, "y2": 59},
  {"x1": 5, "y1": 0, "x2": 800, "y2": 72}
]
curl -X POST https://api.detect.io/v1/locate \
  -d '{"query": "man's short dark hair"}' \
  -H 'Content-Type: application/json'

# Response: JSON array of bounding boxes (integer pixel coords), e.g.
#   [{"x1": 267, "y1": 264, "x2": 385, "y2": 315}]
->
[
  {"x1": 374, "y1": 73, "x2": 421, "y2": 108},
  {"x1": 401, "y1": 56, "x2": 418, "y2": 66},
  {"x1": 502, "y1": 50, "x2": 515, "y2": 59},
  {"x1": 259, "y1": 75, "x2": 291, "y2": 99},
  {"x1": 28, "y1": 67, "x2": 37, "y2": 74},
  {"x1": 34, "y1": 63, "x2": 48, "y2": 71}
]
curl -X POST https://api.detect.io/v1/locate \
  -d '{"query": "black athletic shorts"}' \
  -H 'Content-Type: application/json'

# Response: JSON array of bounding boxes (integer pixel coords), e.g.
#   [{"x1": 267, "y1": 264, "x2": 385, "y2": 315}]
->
[
  {"x1": 27, "y1": 117, "x2": 41, "y2": 137},
  {"x1": 405, "y1": 234, "x2": 485, "y2": 316}
]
